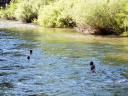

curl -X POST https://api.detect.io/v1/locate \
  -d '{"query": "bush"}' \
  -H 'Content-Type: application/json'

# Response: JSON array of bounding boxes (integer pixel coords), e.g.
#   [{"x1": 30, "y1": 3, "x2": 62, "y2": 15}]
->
[
  {"x1": 71, "y1": 0, "x2": 128, "y2": 35},
  {"x1": 14, "y1": 0, "x2": 36, "y2": 23},
  {"x1": 38, "y1": 0, "x2": 128, "y2": 35},
  {"x1": 116, "y1": 2, "x2": 128, "y2": 35},
  {"x1": 0, "y1": 0, "x2": 18, "y2": 20},
  {"x1": 14, "y1": 0, "x2": 55, "y2": 23},
  {"x1": 37, "y1": 0, "x2": 76, "y2": 28},
  {"x1": 0, "y1": 0, "x2": 128, "y2": 35}
]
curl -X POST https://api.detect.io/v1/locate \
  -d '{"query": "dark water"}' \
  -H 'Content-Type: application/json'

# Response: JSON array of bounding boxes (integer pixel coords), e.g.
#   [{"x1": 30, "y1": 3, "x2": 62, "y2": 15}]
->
[{"x1": 0, "y1": 28, "x2": 128, "y2": 96}]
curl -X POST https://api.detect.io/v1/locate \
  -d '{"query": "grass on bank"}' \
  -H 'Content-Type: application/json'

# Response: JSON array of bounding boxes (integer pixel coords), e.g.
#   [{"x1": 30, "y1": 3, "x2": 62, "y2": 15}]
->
[{"x1": 0, "y1": 0, "x2": 128, "y2": 35}]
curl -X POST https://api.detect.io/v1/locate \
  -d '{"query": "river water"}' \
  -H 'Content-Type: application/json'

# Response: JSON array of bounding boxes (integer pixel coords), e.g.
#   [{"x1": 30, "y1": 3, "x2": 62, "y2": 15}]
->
[{"x1": 0, "y1": 28, "x2": 128, "y2": 96}]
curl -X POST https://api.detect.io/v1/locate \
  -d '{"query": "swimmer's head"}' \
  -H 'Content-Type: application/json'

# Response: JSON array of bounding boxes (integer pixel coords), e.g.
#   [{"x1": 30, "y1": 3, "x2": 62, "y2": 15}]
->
[{"x1": 90, "y1": 61, "x2": 94, "y2": 66}]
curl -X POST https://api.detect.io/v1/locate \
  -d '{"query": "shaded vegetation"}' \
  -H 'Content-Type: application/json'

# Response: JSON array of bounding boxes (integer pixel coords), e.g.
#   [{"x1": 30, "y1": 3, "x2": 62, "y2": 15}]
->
[{"x1": 0, "y1": 0, "x2": 128, "y2": 35}]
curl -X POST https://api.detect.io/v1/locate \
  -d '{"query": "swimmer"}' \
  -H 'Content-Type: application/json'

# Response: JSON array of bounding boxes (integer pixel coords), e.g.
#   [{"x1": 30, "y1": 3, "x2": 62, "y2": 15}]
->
[
  {"x1": 27, "y1": 56, "x2": 30, "y2": 60},
  {"x1": 90, "y1": 61, "x2": 96, "y2": 73},
  {"x1": 30, "y1": 50, "x2": 33, "y2": 55}
]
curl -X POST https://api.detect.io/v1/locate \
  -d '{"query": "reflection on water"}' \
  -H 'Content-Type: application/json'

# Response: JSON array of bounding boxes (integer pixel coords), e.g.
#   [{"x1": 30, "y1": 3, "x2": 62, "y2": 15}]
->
[{"x1": 0, "y1": 28, "x2": 128, "y2": 96}]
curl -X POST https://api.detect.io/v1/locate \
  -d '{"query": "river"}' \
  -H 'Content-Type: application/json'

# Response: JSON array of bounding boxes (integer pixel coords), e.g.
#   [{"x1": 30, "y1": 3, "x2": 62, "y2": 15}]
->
[{"x1": 0, "y1": 28, "x2": 128, "y2": 96}]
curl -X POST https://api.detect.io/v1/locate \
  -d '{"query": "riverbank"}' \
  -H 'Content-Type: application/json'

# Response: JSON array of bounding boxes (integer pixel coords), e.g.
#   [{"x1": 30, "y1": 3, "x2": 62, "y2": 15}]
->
[
  {"x1": 1, "y1": 0, "x2": 128, "y2": 35},
  {"x1": 0, "y1": 19, "x2": 128, "y2": 37},
  {"x1": 0, "y1": 19, "x2": 39, "y2": 29}
]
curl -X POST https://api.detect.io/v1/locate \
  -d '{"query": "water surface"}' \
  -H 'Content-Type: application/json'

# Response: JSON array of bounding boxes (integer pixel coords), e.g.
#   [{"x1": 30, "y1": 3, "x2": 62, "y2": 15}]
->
[{"x1": 0, "y1": 28, "x2": 128, "y2": 96}]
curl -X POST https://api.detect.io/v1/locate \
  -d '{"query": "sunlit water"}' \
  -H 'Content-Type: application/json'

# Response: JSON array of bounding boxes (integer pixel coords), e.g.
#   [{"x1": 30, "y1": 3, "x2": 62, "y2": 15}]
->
[{"x1": 0, "y1": 28, "x2": 128, "y2": 96}]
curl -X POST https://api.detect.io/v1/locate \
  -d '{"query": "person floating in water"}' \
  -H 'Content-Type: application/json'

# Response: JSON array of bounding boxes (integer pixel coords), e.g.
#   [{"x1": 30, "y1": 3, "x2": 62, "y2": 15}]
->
[
  {"x1": 90, "y1": 61, "x2": 96, "y2": 73},
  {"x1": 27, "y1": 50, "x2": 33, "y2": 60},
  {"x1": 27, "y1": 56, "x2": 30, "y2": 60},
  {"x1": 30, "y1": 50, "x2": 33, "y2": 55}
]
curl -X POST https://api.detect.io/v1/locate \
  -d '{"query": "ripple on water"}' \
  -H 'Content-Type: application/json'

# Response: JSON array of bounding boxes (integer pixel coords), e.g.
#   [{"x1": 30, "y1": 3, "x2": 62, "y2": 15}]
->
[{"x1": 0, "y1": 30, "x2": 128, "y2": 96}]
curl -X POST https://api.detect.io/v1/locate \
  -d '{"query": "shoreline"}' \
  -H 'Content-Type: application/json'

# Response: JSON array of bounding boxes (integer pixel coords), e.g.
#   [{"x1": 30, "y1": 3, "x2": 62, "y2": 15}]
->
[
  {"x1": 0, "y1": 19, "x2": 127, "y2": 37},
  {"x1": 0, "y1": 19, "x2": 40, "y2": 29}
]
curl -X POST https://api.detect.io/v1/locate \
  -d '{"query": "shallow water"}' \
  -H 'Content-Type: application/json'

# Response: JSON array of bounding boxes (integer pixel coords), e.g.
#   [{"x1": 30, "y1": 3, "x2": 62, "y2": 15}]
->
[{"x1": 0, "y1": 28, "x2": 128, "y2": 96}]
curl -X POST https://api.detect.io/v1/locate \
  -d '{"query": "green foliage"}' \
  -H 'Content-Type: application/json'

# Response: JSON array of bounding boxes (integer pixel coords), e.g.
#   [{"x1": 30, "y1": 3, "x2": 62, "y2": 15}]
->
[
  {"x1": 37, "y1": 0, "x2": 76, "y2": 28},
  {"x1": 116, "y1": 2, "x2": 128, "y2": 35},
  {"x1": 14, "y1": 0, "x2": 55, "y2": 23},
  {"x1": 0, "y1": 0, "x2": 17, "y2": 19},
  {"x1": 71, "y1": 0, "x2": 128, "y2": 35},
  {"x1": 15, "y1": 0, "x2": 35, "y2": 23},
  {"x1": 37, "y1": 0, "x2": 128, "y2": 35},
  {"x1": 0, "y1": 0, "x2": 55, "y2": 22},
  {"x1": 0, "y1": 0, "x2": 128, "y2": 35}
]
